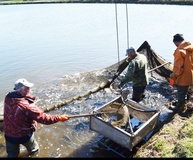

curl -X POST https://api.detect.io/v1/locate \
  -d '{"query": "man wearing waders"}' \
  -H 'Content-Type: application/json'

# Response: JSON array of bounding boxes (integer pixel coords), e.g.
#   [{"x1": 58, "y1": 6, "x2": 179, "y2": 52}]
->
[
  {"x1": 169, "y1": 33, "x2": 193, "y2": 111},
  {"x1": 118, "y1": 47, "x2": 149, "y2": 102}
]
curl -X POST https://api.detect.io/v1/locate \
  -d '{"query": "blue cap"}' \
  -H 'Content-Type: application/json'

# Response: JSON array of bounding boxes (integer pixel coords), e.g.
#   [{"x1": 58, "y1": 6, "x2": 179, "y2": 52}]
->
[{"x1": 125, "y1": 47, "x2": 135, "y2": 56}]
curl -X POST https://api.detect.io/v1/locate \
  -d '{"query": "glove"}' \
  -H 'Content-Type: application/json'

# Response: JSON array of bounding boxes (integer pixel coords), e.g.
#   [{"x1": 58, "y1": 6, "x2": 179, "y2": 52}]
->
[
  {"x1": 58, "y1": 114, "x2": 69, "y2": 122},
  {"x1": 170, "y1": 78, "x2": 175, "y2": 87}
]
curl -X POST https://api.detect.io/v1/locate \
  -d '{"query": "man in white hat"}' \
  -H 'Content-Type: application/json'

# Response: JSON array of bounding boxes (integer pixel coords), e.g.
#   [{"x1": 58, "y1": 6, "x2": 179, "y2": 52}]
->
[
  {"x1": 3, "y1": 78, "x2": 70, "y2": 157},
  {"x1": 118, "y1": 47, "x2": 149, "y2": 102}
]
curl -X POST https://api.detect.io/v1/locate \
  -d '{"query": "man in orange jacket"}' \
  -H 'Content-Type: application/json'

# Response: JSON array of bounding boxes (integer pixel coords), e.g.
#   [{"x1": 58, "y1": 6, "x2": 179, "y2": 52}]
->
[
  {"x1": 3, "y1": 78, "x2": 70, "y2": 157},
  {"x1": 169, "y1": 33, "x2": 193, "y2": 111}
]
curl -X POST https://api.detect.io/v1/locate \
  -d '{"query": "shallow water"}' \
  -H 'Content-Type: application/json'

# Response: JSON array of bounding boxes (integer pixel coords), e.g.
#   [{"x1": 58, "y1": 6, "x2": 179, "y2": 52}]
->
[{"x1": 0, "y1": 69, "x2": 177, "y2": 158}]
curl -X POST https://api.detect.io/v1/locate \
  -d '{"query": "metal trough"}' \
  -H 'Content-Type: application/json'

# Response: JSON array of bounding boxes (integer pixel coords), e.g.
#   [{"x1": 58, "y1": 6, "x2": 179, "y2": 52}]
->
[{"x1": 89, "y1": 96, "x2": 160, "y2": 151}]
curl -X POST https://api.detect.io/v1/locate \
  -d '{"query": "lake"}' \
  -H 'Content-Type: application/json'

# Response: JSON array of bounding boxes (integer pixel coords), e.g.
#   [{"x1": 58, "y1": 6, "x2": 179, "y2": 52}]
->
[{"x1": 1, "y1": 3, "x2": 193, "y2": 103}]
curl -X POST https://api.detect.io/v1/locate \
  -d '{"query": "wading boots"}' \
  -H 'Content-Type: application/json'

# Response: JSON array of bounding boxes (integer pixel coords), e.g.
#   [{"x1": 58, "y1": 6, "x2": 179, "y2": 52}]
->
[{"x1": 169, "y1": 100, "x2": 185, "y2": 112}]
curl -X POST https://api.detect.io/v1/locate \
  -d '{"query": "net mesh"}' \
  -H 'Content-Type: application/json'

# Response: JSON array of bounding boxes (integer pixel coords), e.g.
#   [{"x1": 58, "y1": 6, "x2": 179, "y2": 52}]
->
[{"x1": 137, "y1": 41, "x2": 173, "y2": 81}]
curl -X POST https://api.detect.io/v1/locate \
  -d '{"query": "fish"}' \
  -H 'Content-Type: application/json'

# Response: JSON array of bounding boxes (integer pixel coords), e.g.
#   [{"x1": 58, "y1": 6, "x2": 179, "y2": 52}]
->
[{"x1": 100, "y1": 102, "x2": 129, "y2": 127}]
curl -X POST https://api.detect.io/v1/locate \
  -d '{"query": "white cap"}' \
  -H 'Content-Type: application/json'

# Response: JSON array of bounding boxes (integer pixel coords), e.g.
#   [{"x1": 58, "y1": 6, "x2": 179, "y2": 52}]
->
[{"x1": 14, "y1": 78, "x2": 34, "y2": 90}]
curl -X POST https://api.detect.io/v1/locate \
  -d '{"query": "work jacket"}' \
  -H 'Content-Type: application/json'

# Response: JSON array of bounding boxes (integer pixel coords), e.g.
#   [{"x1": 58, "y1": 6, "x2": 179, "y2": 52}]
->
[
  {"x1": 171, "y1": 41, "x2": 193, "y2": 86},
  {"x1": 120, "y1": 53, "x2": 149, "y2": 87},
  {"x1": 3, "y1": 91, "x2": 60, "y2": 138}
]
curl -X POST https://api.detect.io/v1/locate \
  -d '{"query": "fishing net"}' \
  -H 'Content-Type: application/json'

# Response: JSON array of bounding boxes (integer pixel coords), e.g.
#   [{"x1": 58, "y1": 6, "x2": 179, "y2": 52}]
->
[{"x1": 137, "y1": 41, "x2": 173, "y2": 80}]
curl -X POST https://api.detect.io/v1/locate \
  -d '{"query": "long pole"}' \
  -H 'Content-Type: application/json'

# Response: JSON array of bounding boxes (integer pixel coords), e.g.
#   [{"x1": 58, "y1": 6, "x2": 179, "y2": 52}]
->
[
  {"x1": 148, "y1": 61, "x2": 171, "y2": 73},
  {"x1": 68, "y1": 111, "x2": 118, "y2": 118}
]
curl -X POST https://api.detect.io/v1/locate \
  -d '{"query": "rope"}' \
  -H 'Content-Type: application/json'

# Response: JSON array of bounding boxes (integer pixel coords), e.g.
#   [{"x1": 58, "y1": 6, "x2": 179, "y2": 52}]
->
[
  {"x1": 115, "y1": 3, "x2": 130, "y2": 69},
  {"x1": 125, "y1": 3, "x2": 129, "y2": 48},
  {"x1": 115, "y1": 3, "x2": 120, "y2": 65}
]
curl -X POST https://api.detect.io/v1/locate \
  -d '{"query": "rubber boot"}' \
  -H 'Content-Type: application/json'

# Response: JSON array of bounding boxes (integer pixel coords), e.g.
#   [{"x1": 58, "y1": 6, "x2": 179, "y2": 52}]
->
[
  {"x1": 169, "y1": 100, "x2": 185, "y2": 112},
  {"x1": 177, "y1": 100, "x2": 185, "y2": 108}
]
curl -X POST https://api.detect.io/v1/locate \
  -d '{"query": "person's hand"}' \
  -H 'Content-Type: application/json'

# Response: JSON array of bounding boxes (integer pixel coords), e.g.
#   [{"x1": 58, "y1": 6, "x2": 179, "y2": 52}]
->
[
  {"x1": 126, "y1": 57, "x2": 131, "y2": 62},
  {"x1": 59, "y1": 114, "x2": 69, "y2": 122},
  {"x1": 170, "y1": 78, "x2": 175, "y2": 87},
  {"x1": 117, "y1": 83, "x2": 122, "y2": 89}
]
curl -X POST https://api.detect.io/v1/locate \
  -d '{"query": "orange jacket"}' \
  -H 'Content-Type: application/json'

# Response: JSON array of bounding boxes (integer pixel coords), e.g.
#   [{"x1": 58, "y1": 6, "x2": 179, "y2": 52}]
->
[{"x1": 170, "y1": 41, "x2": 193, "y2": 86}]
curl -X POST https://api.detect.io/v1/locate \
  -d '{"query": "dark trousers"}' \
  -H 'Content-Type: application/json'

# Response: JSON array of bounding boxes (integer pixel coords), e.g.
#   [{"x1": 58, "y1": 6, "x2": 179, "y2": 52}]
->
[
  {"x1": 132, "y1": 86, "x2": 146, "y2": 102},
  {"x1": 5, "y1": 132, "x2": 39, "y2": 157},
  {"x1": 176, "y1": 85, "x2": 189, "y2": 108}
]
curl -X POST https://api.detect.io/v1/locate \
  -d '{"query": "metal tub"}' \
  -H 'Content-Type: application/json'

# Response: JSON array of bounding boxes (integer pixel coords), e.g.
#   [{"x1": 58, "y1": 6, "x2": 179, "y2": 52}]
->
[{"x1": 89, "y1": 96, "x2": 160, "y2": 151}]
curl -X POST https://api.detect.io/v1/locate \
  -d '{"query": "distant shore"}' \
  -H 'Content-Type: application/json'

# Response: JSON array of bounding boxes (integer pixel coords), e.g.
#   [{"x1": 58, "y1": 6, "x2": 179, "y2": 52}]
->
[{"x1": 1, "y1": 0, "x2": 193, "y2": 6}]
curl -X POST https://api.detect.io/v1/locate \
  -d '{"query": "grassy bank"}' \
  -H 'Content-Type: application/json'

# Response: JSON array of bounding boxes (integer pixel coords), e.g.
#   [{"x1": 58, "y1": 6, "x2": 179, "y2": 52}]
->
[
  {"x1": 1, "y1": 0, "x2": 193, "y2": 5},
  {"x1": 134, "y1": 89, "x2": 193, "y2": 158}
]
